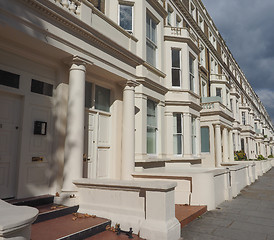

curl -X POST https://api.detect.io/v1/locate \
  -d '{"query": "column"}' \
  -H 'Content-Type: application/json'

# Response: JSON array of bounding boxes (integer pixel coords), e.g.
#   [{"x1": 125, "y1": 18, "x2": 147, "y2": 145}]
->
[
  {"x1": 183, "y1": 113, "x2": 192, "y2": 157},
  {"x1": 235, "y1": 131, "x2": 239, "y2": 151},
  {"x1": 222, "y1": 127, "x2": 229, "y2": 163},
  {"x1": 121, "y1": 81, "x2": 137, "y2": 180},
  {"x1": 229, "y1": 130, "x2": 234, "y2": 162},
  {"x1": 63, "y1": 57, "x2": 86, "y2": 192},
  {"x1": 215, "y1": 124, "x2": 222, "y2": 167},
  {"x1": 196, "y1": 117, "x2": 201, "y2": 157}
]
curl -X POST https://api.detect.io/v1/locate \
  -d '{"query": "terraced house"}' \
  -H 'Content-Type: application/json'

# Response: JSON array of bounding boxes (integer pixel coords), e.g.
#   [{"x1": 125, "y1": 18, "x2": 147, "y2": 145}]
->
[{"x1": 0, "y1": 0, "x2": 274, "y2": 239}]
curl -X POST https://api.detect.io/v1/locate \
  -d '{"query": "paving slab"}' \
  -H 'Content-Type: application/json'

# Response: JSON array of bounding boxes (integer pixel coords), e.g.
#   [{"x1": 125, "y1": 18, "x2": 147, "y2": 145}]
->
[{"x1": 181, "y1": 167, "x2": 274, "y2": 240}]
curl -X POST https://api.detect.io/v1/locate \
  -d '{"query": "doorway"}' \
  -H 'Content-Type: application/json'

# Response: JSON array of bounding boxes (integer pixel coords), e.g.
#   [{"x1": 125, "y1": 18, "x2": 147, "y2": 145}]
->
[{"x1": 0, "y1": 92, "x2": 21, "y2": 199}]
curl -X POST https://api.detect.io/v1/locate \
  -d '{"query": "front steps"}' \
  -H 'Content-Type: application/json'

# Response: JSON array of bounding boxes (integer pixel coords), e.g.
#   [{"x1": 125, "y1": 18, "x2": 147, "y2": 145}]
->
[
  {"x1": 6, "y1": 195, "x2": 143, "y2": 240},
  {"x1": 6, "y1": 195, "x2": 206, "y2": 239}
]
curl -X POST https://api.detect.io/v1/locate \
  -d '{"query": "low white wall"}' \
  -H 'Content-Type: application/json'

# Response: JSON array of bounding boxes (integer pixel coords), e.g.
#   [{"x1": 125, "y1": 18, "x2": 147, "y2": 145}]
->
[
  {"x1": 133, "y1": 167, "x2": 229, "y2": 211},
  {"x1": 0, "y1": 200, "x2": 38, "y2": 240},
  {"x1": 73, "y1": 179, "x2": 181, "y2": 240}
]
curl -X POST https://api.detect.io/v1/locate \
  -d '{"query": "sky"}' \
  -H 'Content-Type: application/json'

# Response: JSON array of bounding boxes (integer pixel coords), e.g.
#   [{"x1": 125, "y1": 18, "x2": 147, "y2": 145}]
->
[{"x1": 202, "y1": 0, "x2": 274, "y2": 125}]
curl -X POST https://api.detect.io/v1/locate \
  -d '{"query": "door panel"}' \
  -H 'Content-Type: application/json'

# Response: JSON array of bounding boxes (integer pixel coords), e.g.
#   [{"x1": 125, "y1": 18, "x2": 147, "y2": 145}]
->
[
  {"x1": 0, "y1": 92, "x2": 21, "y2": 199},
  {"x1": 84, "y1": 110, "x2": 110, "y2": 179}
]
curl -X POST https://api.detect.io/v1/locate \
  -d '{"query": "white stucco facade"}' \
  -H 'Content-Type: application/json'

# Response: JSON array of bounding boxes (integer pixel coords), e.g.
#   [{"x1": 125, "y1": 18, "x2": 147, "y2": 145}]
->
[{"x1": 0, "y1": 0, "x2": 274, "y2": 238}]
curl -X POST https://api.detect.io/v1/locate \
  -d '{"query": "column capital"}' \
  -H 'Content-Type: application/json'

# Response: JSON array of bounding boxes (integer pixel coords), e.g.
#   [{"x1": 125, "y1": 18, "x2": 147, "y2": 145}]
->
[
  {"x1": 121, "y1": 80, "x2": 139, "y2": 88},
  {"x1": 64, "y1": 55, "x2": 92, "y2": 68}
]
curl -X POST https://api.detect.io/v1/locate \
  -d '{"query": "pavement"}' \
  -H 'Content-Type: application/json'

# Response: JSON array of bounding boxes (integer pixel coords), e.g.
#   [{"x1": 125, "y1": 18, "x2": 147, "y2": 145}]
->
[{"x1": 181, "y1": 168, "x2": 274, "y2": 240}]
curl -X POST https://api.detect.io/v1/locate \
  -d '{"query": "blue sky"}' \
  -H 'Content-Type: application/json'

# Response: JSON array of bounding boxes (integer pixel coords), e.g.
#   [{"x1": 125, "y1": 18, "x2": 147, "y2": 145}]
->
[{"x1": 202, "y1": 0, "x2": 274, "y2": 124}]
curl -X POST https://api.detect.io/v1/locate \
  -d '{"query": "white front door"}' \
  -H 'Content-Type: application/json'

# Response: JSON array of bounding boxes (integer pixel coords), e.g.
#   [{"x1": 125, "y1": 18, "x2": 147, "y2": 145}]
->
[
  {"x1": 84, "y1": 110, "x2": 110, "y2": 179},
  {"x1": 0, "y1": 92, "x2": 21, "y2": 199}
]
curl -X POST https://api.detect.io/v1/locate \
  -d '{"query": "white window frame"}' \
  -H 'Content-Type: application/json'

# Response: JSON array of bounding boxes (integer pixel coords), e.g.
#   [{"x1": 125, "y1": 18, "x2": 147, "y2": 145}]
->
[
  {"x1": 171, "y1": 48, "x2": 181, "y2": 88},
  {"x1": 201, "y1": 79, "x2": 207, "y2": 98},
  {"x1": 190, "y1": 1, "x2": 196, "y2": 20},
  {"x1": 216, "y1": 88, "x2": 222, "y2": 98},
  {"x1": 167, "y1": 5, "x2": 173, "y2": 26},
  {"x1": 176, "y1": 15, "x2": 182, "y2": 27},
  {"x1": 199, "y1": 43, "x2": 205, "y2": 68},
  {"x1": 146, "y1": 13, "x2": 157, "y2": 67},
  {"x1": 198, "y1": 13, "x2": 204, "y2": 31},
  {"x1": 118, "y1": 3, "x2": 134, "y2": 33},
  {"x1": 147, "y1": 99, "x2": 158, "y2": 155},
  {"x1": 173, "y1": 113, "x2": 184, "y2": 155},
  {"x1": 242, "y1": 111, "x2": 246, "y2": 125},
  {"x1": 189, "y1": 54, "x2": 195, "y2": 92},
  {"x1": 191, "y1": 116, "x2": 197, "y2": 155}
]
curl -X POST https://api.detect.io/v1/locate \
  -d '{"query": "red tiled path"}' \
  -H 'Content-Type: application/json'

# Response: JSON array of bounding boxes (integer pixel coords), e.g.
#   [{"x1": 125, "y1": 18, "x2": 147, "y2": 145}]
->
[
  {"x1": 31, "y1": 213, "x2": 109, "y2": 240},
  {"x1": 175, "y1": 204, "x2": 207, "y2": 228}
]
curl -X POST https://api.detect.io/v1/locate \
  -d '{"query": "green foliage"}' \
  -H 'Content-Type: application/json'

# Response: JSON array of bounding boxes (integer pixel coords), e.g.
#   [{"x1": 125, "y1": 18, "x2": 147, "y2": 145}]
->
[
  {"x1": 234, "y1": 151, "x2": 247, "y2": 161},
  {"x1": 268, "y1": 155, "x2": 274, "y2": 158},
  {"x1": 257, "y1": 154, "x2": 266, "y2": 160}
]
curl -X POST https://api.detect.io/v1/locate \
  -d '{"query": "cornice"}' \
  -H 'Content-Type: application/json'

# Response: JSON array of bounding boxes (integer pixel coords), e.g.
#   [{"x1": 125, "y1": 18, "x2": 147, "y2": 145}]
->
[
  {"x1": 164, "y1": 36, "x2": 200, "y2": 55},
  {"x1": 19, "y1": 0, "x2": 144, "y2": 67},
  {"x1": 165, "y1": 100, "x2": 203, "y2": 112},
  {"x1": 147, "y1": 0, "x2": 168, "y2": 18},
  {"x1": 137, "y1": 77, "x2": 168, "y2": 95}
]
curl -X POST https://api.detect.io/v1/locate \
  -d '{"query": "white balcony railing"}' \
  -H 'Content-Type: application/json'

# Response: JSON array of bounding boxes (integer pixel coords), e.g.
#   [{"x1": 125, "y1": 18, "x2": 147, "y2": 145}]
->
[
  {"x1": 201, "y1": 97, "x2": 233, "y2": 118},
  {"x1": 164, "y1": 26, "x2": 198, "y2": 46},
  {"x1": 53, "y1": 0, "x2": 81, "y2": 16}
]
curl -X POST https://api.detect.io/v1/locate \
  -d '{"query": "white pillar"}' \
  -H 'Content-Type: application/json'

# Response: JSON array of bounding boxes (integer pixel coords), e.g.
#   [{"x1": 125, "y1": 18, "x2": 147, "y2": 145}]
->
[
  {"x1": 229, "y1": 130, "x2": 234, "y2": 162},
  {"x1": 121, "y1": 81, "x2": 137, "y2": 180},
  {"x1": 183, "y1": 113, "x2": 192, "y2": 157},
  {"x1": 215, "y1": 124, "x2": 222, "y2": 167},
  {"x1": 222, "y1": 127, "x2": 229, "y2": 163},
  {"x1": 235, "y1": 131, "x2": 239, "y2": 151},
  {"x1": 196, "y1": 117, "x2": 201, "y2": 157},
  {"x1": 63, "y1": 57, "x2": 86, "y2": 191}
]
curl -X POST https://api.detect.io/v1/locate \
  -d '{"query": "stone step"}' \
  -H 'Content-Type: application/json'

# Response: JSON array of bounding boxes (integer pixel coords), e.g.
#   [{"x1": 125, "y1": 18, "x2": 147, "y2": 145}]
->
[
  {"x1": 6, "y1": 194, "x2": 54, "y2": 207},
  {"x1": 34, "y1": 203, "x2": 79, "y2": 223},
  {"x1": 31, "y1": 213, "x2": 110, "y2": 240},
  {"x1": 175, "y1": 204, "x2": 207, "y2": 228}
]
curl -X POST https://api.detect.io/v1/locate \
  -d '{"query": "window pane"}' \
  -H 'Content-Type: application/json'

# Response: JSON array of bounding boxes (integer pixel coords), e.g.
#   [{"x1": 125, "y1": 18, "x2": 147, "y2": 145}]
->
[
  {"x1": 172, "y1": 49, "x2": 180, "y2": 68},
  {"x1": 146, "y1": 14, "x2": 150, "y2": 38},
  {"x1": 216, "y1": 88, "x2": 222, "y2": 97},
  {"x1": 172, "y1": 69, "x2": 180, "y2": 87},
  {"x1": 31, "y1": 79, "x2": 53, "y2": 97},
  {"x1": 189, "y1": 55, "x2": 194, "y2": 74},
  {"x1": 176, "y1": 114, "x2": 182, "y2": 133},
  {"x1": 147, "y1": 127, "x2": 156, "y2": 154},
  {"x1": 190, "y1": 74, "x2": 194, "y2": 91},
  {"x1": 95, "y1": 85, "x2": 110, "y2": 112},
  {"x1": 151, "y1": 20, "x2": 156, "y2": 43},
  {"x1": 146, "y1": 41, "x2": 156, "y2": 67},
  {"x1": 173, "y1": 134, "x2": 182, "y2": 154},
  {"x1": 201, "y1": 127, "x2": 210, "y2": 152},
  {"x1": 119, "y1": 5, "x2": 132, "y2": 32},
  {"x1": 0, "y1": 70, "x2": 20, "y2": 89},
  {"x1": 147, "y1": 100, "x2": 157, "y2": 154},
  {"x1": 85, "y1": 81, "x2": 92, "y2": 108},
  {"x1": 147, "y1": 100, "x2": 157, "y2": 127}
]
